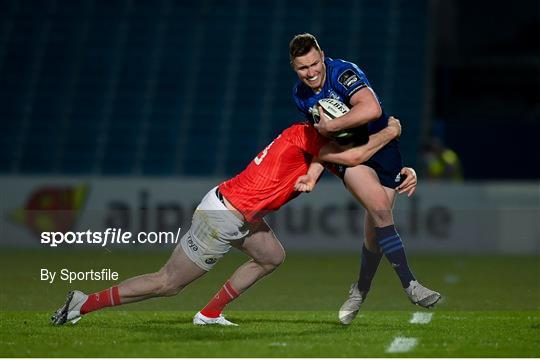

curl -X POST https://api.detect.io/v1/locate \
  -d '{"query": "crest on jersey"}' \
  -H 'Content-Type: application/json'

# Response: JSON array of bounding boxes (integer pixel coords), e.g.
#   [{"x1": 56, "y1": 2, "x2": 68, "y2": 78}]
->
[
  {"x1": 327, "y1": 89, "x2": 340, "y2": 100},
  {"x1": 338, "y1": 69, "x2": 365, "y2": 90}
]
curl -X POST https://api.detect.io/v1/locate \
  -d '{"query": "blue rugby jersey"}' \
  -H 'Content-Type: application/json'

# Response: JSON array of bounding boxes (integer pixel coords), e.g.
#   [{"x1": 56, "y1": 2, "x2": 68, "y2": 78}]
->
[{"x1": 292, "y1": 57, "x2": 388, "y2": 136}]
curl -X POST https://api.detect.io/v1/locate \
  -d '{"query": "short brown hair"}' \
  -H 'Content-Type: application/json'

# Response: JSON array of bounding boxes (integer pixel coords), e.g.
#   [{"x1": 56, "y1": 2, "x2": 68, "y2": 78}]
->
[{"x1": 289, "y1": 33, "x2": 321, "y2": 62}]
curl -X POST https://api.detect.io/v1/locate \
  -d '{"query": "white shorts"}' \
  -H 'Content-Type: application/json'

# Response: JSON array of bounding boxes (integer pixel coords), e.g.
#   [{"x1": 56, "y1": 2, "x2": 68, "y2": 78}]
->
[{"x1": 180, "y1": 187, "x2": 250, "y2": 271}]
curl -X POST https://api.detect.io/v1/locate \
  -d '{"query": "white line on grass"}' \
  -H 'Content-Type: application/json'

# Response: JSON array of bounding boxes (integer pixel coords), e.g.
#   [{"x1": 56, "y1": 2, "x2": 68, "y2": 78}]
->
[
  {"x1": 269, "y1": 342, "x2": 287, "y2": 347},
  {"x1": 386, "y1": 337, "x2": 418, "y2": 353},
  {"x1": 409, "y1": 312, "x2": 433, "y2": 324}
]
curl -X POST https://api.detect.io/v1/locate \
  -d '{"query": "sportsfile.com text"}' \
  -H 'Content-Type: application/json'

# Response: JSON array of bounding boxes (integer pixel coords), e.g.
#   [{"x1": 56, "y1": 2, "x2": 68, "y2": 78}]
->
[{"x1": 40, "y1": 228, "x2": 181, "y2": 247}]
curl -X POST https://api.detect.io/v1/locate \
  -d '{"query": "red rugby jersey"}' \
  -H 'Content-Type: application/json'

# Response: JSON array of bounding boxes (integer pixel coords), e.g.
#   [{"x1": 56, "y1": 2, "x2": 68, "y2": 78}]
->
[{"x1": 219, "y1": 123, "x2": 329, "y2": 221}]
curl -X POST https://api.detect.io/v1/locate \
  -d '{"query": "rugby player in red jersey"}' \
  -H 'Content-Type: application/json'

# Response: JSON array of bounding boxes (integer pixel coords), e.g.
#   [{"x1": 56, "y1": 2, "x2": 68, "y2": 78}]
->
[{"x1": 51, "y1": 117, "x2": 412, "y2": 326}]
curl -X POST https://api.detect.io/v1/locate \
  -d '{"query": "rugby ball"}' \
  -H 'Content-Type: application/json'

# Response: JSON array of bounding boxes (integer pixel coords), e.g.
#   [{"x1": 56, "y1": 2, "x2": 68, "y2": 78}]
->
[{"x1": 310, "y1": 98, "x2": 353, "y2": 139}]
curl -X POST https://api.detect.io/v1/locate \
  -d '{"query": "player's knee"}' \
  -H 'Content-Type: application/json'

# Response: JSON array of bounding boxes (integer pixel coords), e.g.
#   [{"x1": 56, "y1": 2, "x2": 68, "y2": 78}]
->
[
  {"x1": 368, "y1": 205, "x2": 393, "y2": 227},
  {"x1": 155, "y1": 271, "x2": 184, "y2": 297},
  {"x1": 371, "y1": 213, "x2": 393, "y2": 227},
  {"x1": 261, "y1": 248, "x2": 286, "y2": 272}
]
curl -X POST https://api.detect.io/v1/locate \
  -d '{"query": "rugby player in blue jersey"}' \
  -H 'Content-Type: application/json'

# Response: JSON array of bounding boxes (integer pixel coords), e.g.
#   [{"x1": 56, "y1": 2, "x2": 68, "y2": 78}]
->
[{"x1": 289, "y1": 33, "x2": 441, "y2": 325}]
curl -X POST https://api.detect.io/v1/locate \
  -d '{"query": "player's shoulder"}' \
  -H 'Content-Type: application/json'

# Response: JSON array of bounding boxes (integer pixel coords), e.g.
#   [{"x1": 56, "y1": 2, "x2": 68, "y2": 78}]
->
[
  {"x1": 326, "y1": 57, "x2": 368, "y2": 93},
  {"x1": 282, "y1": 122, "x2": 318, "y2": 142},
  {"x1": 283, "y1": 122, "x2": 309, "y2": 134},
  {"x1": 281, "y1": 122, "x2": 308, "y2": 137},
  {"x1": 327, "y1": 57, "x2": 365, "y2": 79},
  {"x1": 326, "y1": 57, "x2": 362, "y2": 71}
]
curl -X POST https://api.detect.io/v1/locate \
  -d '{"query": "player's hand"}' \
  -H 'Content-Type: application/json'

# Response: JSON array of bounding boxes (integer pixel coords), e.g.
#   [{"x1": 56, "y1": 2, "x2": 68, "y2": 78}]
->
[
  {"x1": 313, "y1": 106, "x2": 333, "y2": 138},
  {"x1": 396, "y1": 167, "x2": 417, "y2": 197},
  {"x1": 388, "y1": 116, "x2": 402, "y2": 138},
  {"x1": 294, "y1": 174, "x2": 317, "y2": 193}
]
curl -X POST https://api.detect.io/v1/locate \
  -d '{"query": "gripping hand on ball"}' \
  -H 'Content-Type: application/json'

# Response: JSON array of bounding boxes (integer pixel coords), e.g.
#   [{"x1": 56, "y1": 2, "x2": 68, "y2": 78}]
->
[{"x1": 313, "y1": 106, "x2": 333, "y2": 138}]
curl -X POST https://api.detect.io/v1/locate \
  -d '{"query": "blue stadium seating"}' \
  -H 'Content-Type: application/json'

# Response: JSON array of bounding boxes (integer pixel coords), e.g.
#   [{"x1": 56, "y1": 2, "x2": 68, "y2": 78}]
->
[{"x1": 0, "y1": 0, "x2": 428, "y2": 176}]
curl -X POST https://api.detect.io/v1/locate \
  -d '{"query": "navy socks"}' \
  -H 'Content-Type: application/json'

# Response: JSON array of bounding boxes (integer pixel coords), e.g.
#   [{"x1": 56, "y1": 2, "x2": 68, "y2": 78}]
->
[
  {"x1": 375, "y1": 224, "x2": 415, "y2": 288},
  {"x1": 357, "y1": 244, "x2": 383, "y2": 294}
]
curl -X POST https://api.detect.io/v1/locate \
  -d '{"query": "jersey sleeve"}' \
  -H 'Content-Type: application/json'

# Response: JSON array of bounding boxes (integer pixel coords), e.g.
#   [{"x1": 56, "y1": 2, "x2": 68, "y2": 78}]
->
[
  {"x1": 286, "y1": 124, "x2": 329, "y2": 157},
  {"x1": 332, "y1": 61, "x2": 369, "y2": 101}
]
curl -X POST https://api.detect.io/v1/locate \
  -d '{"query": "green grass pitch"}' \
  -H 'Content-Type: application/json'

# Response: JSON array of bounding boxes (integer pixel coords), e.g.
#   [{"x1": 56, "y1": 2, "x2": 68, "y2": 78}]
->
[{"x1": 1, "y1": 249, "x2": 539, "y2": 357}]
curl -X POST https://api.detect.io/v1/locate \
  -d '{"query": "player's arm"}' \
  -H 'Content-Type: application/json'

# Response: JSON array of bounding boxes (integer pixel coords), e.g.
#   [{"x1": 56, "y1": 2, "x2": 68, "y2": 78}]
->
[
  {"x1": 315, "y1": 87, "x2": 382, "y2": 136},
  {"x1": 318, "y1": 116, "x2": 400, "y2": 166},
  {"x1": 294, "y1": 159, "x2": 324, "y2": 193}
]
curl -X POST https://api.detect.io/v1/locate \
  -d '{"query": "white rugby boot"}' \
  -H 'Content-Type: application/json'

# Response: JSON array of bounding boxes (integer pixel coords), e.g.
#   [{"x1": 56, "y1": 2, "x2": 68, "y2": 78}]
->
[
  {"x1": 193, "y1": 311, "x2": 238, "y2": 326},
  {"x1": 338, "y1": 283, "x2": 366, "y2": 325},
  {"x1": 405, "y1": 280, "x2": 442, "y2": 308},
  {"x1": 51, "y1": 290, "x2": 88, "y2": 325}
]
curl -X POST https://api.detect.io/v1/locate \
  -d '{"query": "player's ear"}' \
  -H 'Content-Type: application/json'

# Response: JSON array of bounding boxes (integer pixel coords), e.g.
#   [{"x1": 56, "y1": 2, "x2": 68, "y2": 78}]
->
[
  {"x1": 290, "y1": 59, "x2": 296, "y2": 69},
  {"x1": 320, "y1": 50, "x2": 325, "y2": 61}
]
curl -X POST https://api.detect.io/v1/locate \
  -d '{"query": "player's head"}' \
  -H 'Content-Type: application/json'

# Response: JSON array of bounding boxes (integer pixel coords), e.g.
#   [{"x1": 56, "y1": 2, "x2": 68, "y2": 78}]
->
[{"x1": 289, "y1": 33, "x2": 326, "y2": 93}]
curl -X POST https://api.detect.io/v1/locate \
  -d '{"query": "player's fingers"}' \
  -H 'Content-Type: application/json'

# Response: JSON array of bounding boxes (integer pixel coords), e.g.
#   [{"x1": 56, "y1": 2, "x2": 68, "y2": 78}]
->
[
  {"x1": 401, "y1": 167, "x2": 417, "y2": 180},
  {"x1": 397, "y1": 178, "x2": 411, "y2": 191},
  {"x1": 407, "y1": 186, "x2": 416, "y2": 197},
  {"x1": 317, "y1": 106, "x2": 330, "y2": 121},
  {"x1": 297, "y1": 184, "x2": 311, "y2": 193},
  {"x1": 294, "y1": 176, "x2": 312, "y2": 192},
  {"x1": 399, "y1": 180, "x2": 413, "y2": 192},
  {"x1": 403, "y1": 182, "x2": 416, "y2": 195},
  {"x1": 397, "y1": 179, "x2": 416, "y2": 195},
  {"x1": 401, "y1": 177, "x2": 416, "y2": 190}
]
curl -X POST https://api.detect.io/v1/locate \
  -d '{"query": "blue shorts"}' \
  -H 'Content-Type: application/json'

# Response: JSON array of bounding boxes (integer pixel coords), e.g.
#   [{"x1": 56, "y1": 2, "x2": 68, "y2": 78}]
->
[{"x1": 330, "y1": 139, "x2": 404, "y2": 189}]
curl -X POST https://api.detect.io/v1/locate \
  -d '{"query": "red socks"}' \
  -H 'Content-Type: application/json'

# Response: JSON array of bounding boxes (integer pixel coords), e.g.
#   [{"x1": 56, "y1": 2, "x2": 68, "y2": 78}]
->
[
  {"x1": 80, "y1": 286, "x2": 121, "y2": 315},
  {"x1": 80, "y1": 282, "x2": 239, "y2": 318},
  {"x1": 200, "y1": 281, "x2": 239, "y2": 318}
]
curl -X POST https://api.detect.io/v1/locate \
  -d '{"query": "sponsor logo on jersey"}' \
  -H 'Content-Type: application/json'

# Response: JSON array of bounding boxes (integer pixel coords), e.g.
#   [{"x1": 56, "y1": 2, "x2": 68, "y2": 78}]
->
[
  {"x1": 394, "y1": 173, "x2": 401, "y2": 183},
  {"x1": 205, "y1": 257, "x2": 218, "y2": 265},
  {"x1": 338, "y1": 69, "x2": 365, "y2": 90}
]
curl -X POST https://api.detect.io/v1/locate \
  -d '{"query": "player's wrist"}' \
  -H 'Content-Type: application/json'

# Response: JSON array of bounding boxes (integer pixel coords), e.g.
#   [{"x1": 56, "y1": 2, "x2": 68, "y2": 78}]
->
[
  {"x1": 325, "y1": 119, "x2": 338, "y2": 132},
  {"x1": 389, "y1": 123, "x2": 401, "y2": 138},
  {"x1": 383, "y1": 126, "x2": 395, "y2": 139}
]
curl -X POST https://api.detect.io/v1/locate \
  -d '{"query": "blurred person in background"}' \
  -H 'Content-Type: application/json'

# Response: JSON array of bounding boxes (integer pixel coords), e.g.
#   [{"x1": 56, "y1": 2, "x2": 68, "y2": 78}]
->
[{"x1": 421, "y1": 137, "x2": 463, "y2": 181}]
